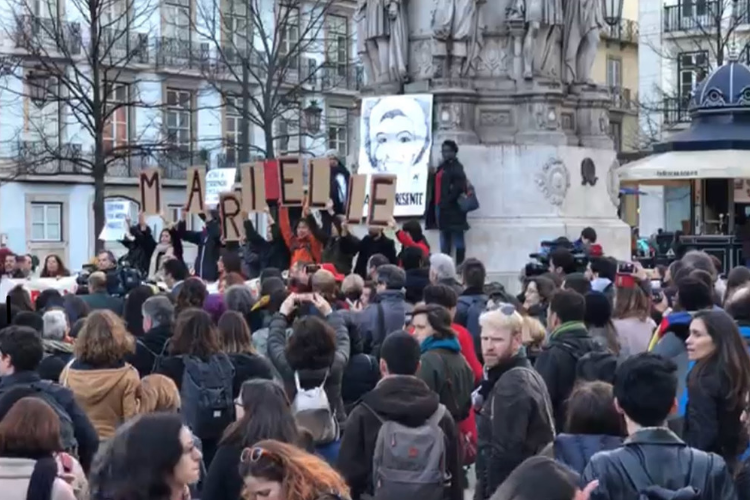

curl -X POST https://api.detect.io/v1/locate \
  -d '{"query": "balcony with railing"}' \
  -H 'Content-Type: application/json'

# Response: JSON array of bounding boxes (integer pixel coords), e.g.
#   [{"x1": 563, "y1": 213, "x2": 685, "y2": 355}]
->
[
  {"x1": 662, "y1": 1, "x2": 750, "y2": 32},
  {"x1": 610, "y1": 87, "x2": 638, "y2": 112},
  {"x1": 602, "y1": 19, "x2": 639, "y2": 44},
  {"x1": 156, "y1": 37, "x2": 209, "y2": 70},
  {"x1": 663, "y1": 96, "x2": 691, "y2": 125},
  {"x1": 304, "y1": 62, "x2": 363, "y2": 91},
  {"x1": 100, "y1": 28, "x2": 150, "y2": 64},
  {"x1": 15, "y1": 15, "x2": 82, "y2": 55},
  {"x1": 16, "y1": 141, "x2": 85, "y2": 174}
]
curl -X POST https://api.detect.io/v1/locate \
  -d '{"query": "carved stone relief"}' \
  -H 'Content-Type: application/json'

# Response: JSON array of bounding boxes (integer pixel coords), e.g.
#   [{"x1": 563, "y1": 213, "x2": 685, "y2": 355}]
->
[
  {"x1": 532, "y1": 103, "x2": 560, "y2": 131},
  {"x1": 475, "y1": 36, "x2": 509, "y2": 78},
  {"x1": 409, "y1": 39, "x2": 435, "y2": 81},
  {"x1": 437, "y1": 103, "x2": 464, "y2": 131},
  {"x1": 535, "y1": 158, "x2": 570, "y2": 206},
  {"x1": 607, "y1": 159, "x2": 621, "y2": 208},
  {"x1": 479, "y1": 109, "x2": 513, "y2": 127}
]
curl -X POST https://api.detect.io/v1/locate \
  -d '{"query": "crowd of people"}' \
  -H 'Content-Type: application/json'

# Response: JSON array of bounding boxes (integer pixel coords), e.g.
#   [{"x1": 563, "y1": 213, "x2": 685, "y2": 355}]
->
[{"x1": 2, "y1": 153, "x2": 750, "y2": 499}]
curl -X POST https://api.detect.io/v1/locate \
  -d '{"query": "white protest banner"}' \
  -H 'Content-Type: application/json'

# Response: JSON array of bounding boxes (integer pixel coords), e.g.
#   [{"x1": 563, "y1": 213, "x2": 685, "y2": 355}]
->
[
  {"x1": 205, "y1": 168, "x2": 237, "y2": 207},
  {"x1": 1, "y1": 276, "x2": 79, "y2": 303},
  {"x1": 99, "y1": 200, "x2": 131, "y2": 241},
  {"x1": 358, "y1": 94, "x2": 434, "y2": 217}
]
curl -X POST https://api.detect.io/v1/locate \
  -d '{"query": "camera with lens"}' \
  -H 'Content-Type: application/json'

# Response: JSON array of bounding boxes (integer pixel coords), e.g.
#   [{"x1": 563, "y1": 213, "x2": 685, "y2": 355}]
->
[{"x1": 524, "y1": 237, "x2": 589, "y2": 277}]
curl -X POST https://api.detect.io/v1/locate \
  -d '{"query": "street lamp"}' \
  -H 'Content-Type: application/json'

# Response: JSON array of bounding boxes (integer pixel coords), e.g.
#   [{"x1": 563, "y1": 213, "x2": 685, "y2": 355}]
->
[
  {"x1": 602, "y1": 0, "x2": 624, "y2": 27},
  {"x1": 303, "y1": 100, "x2": 322, "y2": 134},
  {"x1": 27, "y1": 71, "x2": 49, "y2": 108}
]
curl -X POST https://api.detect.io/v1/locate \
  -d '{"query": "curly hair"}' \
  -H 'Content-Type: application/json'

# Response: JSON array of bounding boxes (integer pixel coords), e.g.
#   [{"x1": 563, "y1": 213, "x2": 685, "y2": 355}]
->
[
  {"x1": 170, "y1": 308, "x2": 221, "y2": 359},
  {"x1": 285, "y1": 317, "x2": 336, "y2": 371},
  {"x1": 75, "y1": 310, "x2": 135, "y2": 366},
  {"x1": 239, "y1": 439, "x2": 350, "y2": 500},
  {"x1": 175, "y1": 278, "x2": 208, "y2": 315}
]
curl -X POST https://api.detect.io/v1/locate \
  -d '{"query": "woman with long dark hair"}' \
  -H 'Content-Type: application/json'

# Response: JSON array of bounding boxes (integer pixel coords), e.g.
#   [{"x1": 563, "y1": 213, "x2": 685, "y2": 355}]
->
[
  {"x1": 123, "y1": 285, "x2": 155, "y2": 337},
  {"x1": 89, "y1": 413, "x2": 202, "y2": 500},
  {"x1": 685, "y1": 309, "x2": 750, "y2": 471},
  {"x1": 202, "y1": 380, "x2": 301, "y2": 500},
  {"x1": 174, "y1": 278, "x2": 207, "y2": 317},
  {"x1": 217, "y1": 311, "x2": 273, "y2": 397},
  {"x1": 239, "y1": 439, "x2": 350, "y2": 500},
  {"x1": 40, "y1": 254, "x2": 70, "y2": 278}
]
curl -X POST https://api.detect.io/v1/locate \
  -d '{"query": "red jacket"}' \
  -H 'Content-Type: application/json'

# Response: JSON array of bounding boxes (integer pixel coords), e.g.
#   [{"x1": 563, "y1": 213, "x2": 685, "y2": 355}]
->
[
  {"x1": 396, "y1": 230, "x2": 430, "y2": 258},
  {"x1": 452, "y1": 323, "x2": 483, "y2": 384}
]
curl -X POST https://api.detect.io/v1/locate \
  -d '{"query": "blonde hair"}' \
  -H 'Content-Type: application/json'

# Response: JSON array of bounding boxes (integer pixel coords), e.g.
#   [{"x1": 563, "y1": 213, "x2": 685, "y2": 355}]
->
[
  {"x1": 137, "y1": 374, "x2": 180, "y2": 413},
  {"x1": 74, "y1": 310, "x2": 135, "y2": 366},
  {"x1": 521, "y1": 316, "x2": 546, "y2": 347},
  {"x1": 478, "y1": 306, "x2": 525, "y2": 335}
]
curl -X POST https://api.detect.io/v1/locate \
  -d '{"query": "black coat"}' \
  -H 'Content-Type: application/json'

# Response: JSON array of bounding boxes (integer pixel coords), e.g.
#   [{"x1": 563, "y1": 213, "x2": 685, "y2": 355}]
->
[
  {"x1": 125, "y1": 324, "x2": 172, "y2": 378},
  {"x1": 227, "y1": 352, "x2": 274, "y2": 398},
  {"x1": 202, "y1": 442, "x2": 244, "y2": 500},
  {"x1": 330, "y1": 163, "x2": 351, "y2": 216},
  {"x1": 475, "y1": 356, "x2": 554, "y2": 500},
  {"x1": 337, "y1": 375, "x2": 462, "y2": 500},
  {"x1": 38, "y1": 344, "x2": 74, "y2": 383},
  {"x1": 242, "y1": 219, "x2": 290, "y2": 278},
  {"x1": 684, "y1": 361, "x2": 747, "y2": 471},
  {"x1": 178, "y1": 218, "x2": 223, "y2": 282},
  {"x1": 352, "y1": 234, "x2": 398, "y2": 279},
  {"x1": 435, "y1": 158, "x2": 468, "y2": 232},
  {"x1": 405, "y1": 268, "x2": 430, "y2": 304},
  {"x1": 582, "y1": 427, "x2": 736, "y2": 500},
  {"x1": 120, "y1": 225, "x2": 157, "y2": 276},
  {"x1": 534, "y1": 324, "x2": 600, "y2": 431}
]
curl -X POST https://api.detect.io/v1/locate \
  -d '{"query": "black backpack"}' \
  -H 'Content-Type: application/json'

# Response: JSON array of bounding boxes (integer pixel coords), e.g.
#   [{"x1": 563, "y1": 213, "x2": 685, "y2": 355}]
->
[
  {"x1": 180, "y1": 354, "x2": 235, "y2": 440},
  {"x1": 557, "y1": 341, "x2": 618, "y2": 385}
]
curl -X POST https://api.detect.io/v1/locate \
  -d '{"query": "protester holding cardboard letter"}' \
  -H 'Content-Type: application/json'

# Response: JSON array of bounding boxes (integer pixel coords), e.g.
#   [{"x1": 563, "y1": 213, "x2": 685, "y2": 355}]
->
[
  {"x1": 176, "y1": 206, "x2": 223, "y2": 282},
  {"x1": 240, "y1": 207, "x2": 290, "y2": 278},
  {"x1": 278, "y1": 199, "x2": 323, "y2": 267},
  {"x1": 219, "y1": 193, "x2": 245, "y2": 243},
  {"x1": 119, "y1": 211, "x2": 157, "y2": 277},
  {"x1": 139, "y1": 168, "x2": 162, "y2": 216}
]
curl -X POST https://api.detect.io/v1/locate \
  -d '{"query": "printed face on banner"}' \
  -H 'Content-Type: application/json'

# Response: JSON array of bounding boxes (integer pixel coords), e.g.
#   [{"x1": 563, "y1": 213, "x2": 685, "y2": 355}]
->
[{"x1": 358, "y1": 94, "x2": 433, "y2": 217}]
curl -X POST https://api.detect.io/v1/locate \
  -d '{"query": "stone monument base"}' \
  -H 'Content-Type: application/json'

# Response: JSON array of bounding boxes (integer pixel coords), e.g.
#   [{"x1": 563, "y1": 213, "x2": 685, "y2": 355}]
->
[{"x1": 426, "y1": 144, "x2": 631, "y2": 293}]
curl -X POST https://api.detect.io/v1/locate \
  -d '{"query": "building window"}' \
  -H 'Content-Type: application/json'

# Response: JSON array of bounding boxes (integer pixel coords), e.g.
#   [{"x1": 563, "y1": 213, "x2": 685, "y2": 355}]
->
[
  {"x1": 609, "y1": 121, "x2": 622, "y2": 152},
  {"x1": 168, "y1": 205, "x2": 192, "y2": 230},
  {"x1": 104, "y1": 84, "x2": 130, "y2": 152},
  {"x1": 279, "y1": 6, "x2": 299, "y2": 68},
  {"x1": 606, "y1": 57, "x2": 622, "y2": 89},
  {"x1": 681, "y1": 0, "x2": 708, "y2": 17},
  {"x1": 165, "y1": 88, "x2": 192, "y2": 154},
  {"x1": 326, "y1": 15, "x2": 348, "y2": 77},
  {"x1": 164, "y1": 0, "x2": 190, "y2": 40},
  {"x1": 223, "y1": 0, "x2": 249, "y2": 50},
  {"x1": 327, "y1": 106, "x2": 348, "y2": 155},
  {"x1": 224, "y1": 95, "x2": 243, "y2": 164},
  {"x1": 31, "y1": 203, "x2": 62, "y2": 242},
  {"x1": 678, "y1": 51, "x2": 708, "y2": 103},
  {"x1": 26, "y1": 76, "x2": 61, "y2": 145}
]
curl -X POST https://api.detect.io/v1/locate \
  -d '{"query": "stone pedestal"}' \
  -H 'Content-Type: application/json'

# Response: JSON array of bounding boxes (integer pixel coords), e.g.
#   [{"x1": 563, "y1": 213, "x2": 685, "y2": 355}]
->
[{"x1": 361, "y1": 0, "x2": 629, "y2": 291}]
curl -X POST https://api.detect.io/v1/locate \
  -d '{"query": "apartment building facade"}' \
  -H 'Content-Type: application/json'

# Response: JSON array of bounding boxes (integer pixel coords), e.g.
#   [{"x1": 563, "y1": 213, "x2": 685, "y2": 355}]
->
[{"x1": 0, "y1": 0, "x2": 362, "y2": 270}]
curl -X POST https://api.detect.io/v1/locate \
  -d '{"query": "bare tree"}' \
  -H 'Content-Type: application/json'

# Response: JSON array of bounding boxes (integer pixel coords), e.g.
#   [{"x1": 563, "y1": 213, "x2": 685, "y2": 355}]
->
[
  {"x1": 638, "y1": 0, "x2": 749, "y2": 144},
  {"x1": 2, "y1": 0, "x2": 177, "y2": 251},
  {"x1": 195, "y1": 0, "x2": 359, "y2": 162}
]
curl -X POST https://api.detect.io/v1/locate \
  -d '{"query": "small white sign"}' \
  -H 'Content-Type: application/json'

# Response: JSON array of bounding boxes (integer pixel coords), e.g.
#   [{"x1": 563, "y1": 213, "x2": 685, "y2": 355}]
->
[
  {"x1": 205, "y1": 168, "x2": 237, "y2": 206},
  {"x1": 99, "y1": 200, "x2": 131, "y2": 241}
]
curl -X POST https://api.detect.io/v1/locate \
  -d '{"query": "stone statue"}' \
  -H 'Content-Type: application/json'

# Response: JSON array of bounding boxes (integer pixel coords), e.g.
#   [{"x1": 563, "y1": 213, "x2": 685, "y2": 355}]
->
[
  {"x1": 355, "y1": 0, "x2": 376, "y2": 83},
  {"x1": 563, "y1": 0, "x2": 604, "y2": 85},
  {"x1": 431, "y1": 0, "x2": 484, "y2": 78},
  {"x1": 512, "y1": 0, "x2": 563, "y2": 79},
  {"x1": 362, "y1": 0, "x2": 409, "y2": 84}
]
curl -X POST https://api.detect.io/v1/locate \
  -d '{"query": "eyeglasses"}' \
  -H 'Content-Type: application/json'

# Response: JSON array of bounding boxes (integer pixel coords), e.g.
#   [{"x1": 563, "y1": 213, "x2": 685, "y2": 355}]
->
[{"x1": 485, "y1": 301, "x2": 516, "y2": 316}]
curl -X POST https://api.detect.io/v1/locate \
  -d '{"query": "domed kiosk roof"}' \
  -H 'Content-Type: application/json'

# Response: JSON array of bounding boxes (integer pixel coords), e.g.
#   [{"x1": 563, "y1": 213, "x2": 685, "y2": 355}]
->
[
  {"x1": 689, "y1": 60, "x2": 750, "y2": 112},
  {"x1": 653, "y1": 59, "x2": 750, "y2": 153}
]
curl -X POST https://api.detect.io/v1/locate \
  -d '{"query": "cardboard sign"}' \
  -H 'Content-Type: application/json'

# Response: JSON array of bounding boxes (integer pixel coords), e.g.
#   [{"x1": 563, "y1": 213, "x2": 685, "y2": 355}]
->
[
  {"x1": 278, "y1": 157, "x2": 304, "y2": 206},
  {"x1": 241, "y1": 162, "x2": 267, "y2": 213},
  {"x1": 367, "y1": 175, "x2": 397, "y2": 227},
  {"x1": 219, "y1": 192, "x2": 244, "y2": 242},
  {"x1": 308, "y1": 158, "x2": 331, "y2": 209},
  {"x1": 139, "y1": 168, "x2": 162, "y2": 215},
  {"x1": 264, "y1": 159, "x2": 280, "y2": 201},
  {"x1": 345, "y1": 174, "x2": 368, "y2": 224},
  {"x1": 186, "y1": 167, "x2": 206, "y2": 214}
]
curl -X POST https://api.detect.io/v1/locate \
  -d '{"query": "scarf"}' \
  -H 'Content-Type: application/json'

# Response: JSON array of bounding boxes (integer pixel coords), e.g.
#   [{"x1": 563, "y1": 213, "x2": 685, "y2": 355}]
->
[
  {"x1": 420, "y1": 335, "x2": 461, "y2": 354},
  {"x1": 550, "y1": 321, "x2": 587, "y2": 338},
  {"x1": 476, "y1": 352, "x2": 530, "y2": 401},
  {"x1": 148, "y1": 243, "x2": 173, "y2": 281}
]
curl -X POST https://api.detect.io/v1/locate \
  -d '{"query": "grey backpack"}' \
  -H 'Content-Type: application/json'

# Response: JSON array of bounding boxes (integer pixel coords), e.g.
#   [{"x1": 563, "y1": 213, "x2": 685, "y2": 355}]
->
[
  {"x1": 364, "y1": 402, "x2": 448, "y2": 500},
  {"x1": 180, "y1": 354, "x2": 235, "y2": 440},
  {"x1": 291, "y1": 371, "x2": 339, "y2": 445}
]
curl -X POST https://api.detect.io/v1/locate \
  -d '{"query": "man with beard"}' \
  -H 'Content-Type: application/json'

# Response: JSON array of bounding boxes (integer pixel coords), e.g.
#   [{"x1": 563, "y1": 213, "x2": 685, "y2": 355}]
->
[{"x1": 474, "y1": 303, "x2": 554, "y2": 499}]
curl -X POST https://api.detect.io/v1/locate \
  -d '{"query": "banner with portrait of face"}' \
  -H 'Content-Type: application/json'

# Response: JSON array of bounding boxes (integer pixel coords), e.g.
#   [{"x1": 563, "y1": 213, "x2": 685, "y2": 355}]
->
[{"x1": 358, "y1": 94, "x2": 433, "y2": 217}]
